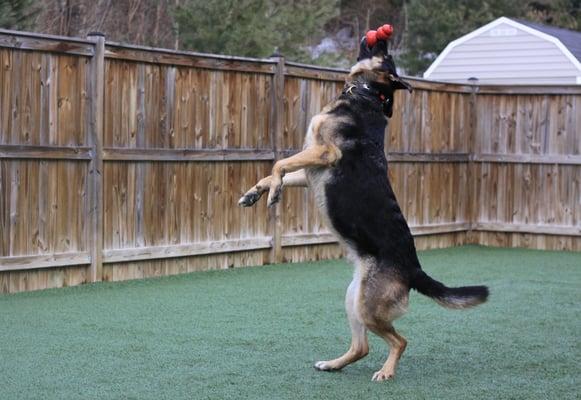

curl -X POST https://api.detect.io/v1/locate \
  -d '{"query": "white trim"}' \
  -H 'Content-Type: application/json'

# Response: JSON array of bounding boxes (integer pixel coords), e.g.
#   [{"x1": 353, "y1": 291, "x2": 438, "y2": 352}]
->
[
  {"x1": 577, "y1": 76, "x2": 581, "y2": 84},
  {"x1": 424, "y1": 16, "x2": 581, "y2": 78}
]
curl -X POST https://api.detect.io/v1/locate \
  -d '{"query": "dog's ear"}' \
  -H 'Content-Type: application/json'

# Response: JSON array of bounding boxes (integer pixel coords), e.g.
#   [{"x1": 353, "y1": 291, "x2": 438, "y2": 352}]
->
[
  {"x1": 357, "y1": 37, "x2": 389, "y2": 61},
  {"x1": 357, "y1": 36, "x2": 372, "y2": 61}
]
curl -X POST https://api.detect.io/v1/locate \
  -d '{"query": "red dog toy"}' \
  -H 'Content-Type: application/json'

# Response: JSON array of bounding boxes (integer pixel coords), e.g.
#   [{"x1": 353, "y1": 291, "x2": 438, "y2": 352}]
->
[
  {"x1": 365, "y1": 24, "x2": 393, "y2": 48},
  {"x1": 377, "y1": 24, "x2": 393, "y2": 40},
  {"x1": 365, "y1": 30, "x2": 378, "y2": 47}
]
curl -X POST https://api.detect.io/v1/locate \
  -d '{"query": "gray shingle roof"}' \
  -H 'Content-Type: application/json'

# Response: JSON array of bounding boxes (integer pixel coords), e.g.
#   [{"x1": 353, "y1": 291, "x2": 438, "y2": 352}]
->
[{"x1": 513, "y1": 19, "x2": 581, "y2": 63}]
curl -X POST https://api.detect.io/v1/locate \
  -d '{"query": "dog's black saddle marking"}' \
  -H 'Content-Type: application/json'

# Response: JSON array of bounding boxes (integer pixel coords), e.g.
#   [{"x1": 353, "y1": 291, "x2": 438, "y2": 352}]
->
[{"x1": 324, "y1": 84, "x2": 422, "y2": 281}]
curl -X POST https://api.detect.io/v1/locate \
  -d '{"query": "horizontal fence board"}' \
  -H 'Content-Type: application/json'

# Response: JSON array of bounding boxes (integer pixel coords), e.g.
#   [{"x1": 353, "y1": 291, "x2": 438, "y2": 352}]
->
[
  {"x1": 280, "y1": 150, "x2": 472, "y2": 163},
  {"x1": 281, "y1": 223, "x2": 472, "y2": 247},
  {"x1": 474, "y1": 222, "x2": 581, "y2": 236},
  {"x1": 0, "y1": 145, "x2": 92, "y2": 160},
  {"x1": 284, "y1": 64, "x2": 346, "y2": 82},
  {"x1": 0, "y1": 30, "x2": 94, "y2": 56},
  {"x1": 103, "y1": 148, "x2": 275, "y2": 162},
  {"x1": 105, "y1": 44, "x2": 276, "y2": 74},
  {"x1": 404, "y1": 78, "x2": 475, "y2": 94},
  {"x1": 471, "y1": 231, "x2": 581, "y2": 251},
  {"x1": 282, "y1": 233, "x2": 337, "y2": 247},
  {"x1": 410, "y1": 80, "x2": 581, "y2": 95},
  {"x1": 103, "y1": 237, "x2": 272, "y2": 263},
  {"x1": 0, "y1": 252, "x2": 90, "y2": 271},
  {"x1": 105, "y1": 41, "x2": 277, "y2": 65},
  {"x1": 412, "y1": 222, "x2": 471, "y2": 235},
  {"x1": 476, "y1": 85, "x2": 581, "y2": 95},
  {"x1": 388, "y1": 152, "x2": 470, "y2": 163},
  {"x1": 473, "y1": 153, "x2": 581, "y2": 165}
]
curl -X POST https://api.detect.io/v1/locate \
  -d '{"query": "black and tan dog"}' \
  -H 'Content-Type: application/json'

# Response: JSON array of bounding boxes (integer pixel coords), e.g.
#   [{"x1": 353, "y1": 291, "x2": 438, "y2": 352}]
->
[{"x1": 238, "y1": 36, "x2": 488, "y2": 381}]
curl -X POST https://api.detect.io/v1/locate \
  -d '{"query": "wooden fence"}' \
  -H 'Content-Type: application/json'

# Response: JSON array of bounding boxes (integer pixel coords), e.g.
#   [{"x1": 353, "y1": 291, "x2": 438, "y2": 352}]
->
[{"x1": 0, "y1": 29, "x2": 579, "y2": 294}]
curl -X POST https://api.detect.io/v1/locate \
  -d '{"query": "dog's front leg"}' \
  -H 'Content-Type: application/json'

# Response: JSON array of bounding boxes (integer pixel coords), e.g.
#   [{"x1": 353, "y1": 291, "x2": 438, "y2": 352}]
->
[
  {"x1": 238, "y1": 169, "x2": 307, "y2": 207},
  {"x1": 267, "y1": 144, "x2": 340, "y2": 207}
]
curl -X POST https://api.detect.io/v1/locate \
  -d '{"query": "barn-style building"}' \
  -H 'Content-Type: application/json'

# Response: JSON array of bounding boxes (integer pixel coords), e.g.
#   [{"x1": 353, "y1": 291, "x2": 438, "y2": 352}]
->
[{"x1": 423, "y1": 17, "x2": 581, "y2": 85}]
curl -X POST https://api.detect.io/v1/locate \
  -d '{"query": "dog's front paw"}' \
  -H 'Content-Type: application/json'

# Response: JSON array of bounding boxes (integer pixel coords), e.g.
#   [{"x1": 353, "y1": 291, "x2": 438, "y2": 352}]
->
[
  {"x1": 371, "y1": 369, "x2": 394, "y2": 382},
  {"x1": 238, "y1": 191, "x2": 261, "y2": 207},
  {"x1": 314, "y1": 361, "x2": 340, "y2": 372},
  {"x1": 266, "y1": 181, "x2": 282, "y2": 208}
]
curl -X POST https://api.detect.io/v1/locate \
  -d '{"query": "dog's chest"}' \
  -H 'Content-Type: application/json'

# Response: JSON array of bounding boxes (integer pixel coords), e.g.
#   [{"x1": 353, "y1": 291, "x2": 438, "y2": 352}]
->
[{"x1": 303, "y1": 117, "x2": 342, "y2": 246}]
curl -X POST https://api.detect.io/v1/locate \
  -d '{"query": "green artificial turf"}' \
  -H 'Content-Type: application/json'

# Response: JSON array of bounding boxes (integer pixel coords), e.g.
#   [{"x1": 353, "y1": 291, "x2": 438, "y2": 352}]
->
[{"x1": 1, "y1": 245, "x2": 580, "y2": 400}]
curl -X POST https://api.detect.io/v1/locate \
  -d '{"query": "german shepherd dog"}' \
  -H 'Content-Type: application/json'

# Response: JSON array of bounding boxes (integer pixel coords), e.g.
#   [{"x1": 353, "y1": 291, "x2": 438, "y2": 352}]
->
[{"x1": 238, "y1": 37, "x2": 488, "y2": 381}]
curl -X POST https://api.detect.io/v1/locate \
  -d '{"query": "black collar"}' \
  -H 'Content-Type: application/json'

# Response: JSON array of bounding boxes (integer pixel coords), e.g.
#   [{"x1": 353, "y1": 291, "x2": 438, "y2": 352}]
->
[{"x1": 342, "y1": 81, "x2": 392, "y2": 116}]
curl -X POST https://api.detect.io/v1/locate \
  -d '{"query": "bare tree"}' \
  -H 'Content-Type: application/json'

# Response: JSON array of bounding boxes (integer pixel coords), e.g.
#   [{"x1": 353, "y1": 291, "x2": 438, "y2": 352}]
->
[{"x1": 34, "y1": 0, "x2": 175, "y2": 47}]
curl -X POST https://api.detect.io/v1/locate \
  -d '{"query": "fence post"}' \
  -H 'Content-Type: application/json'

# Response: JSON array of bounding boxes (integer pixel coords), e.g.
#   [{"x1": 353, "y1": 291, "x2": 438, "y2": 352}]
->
[
  {"x1": 87, "y1": 32, "x2": 105, "y2": 282},
  {"x1": 269, "y1": 50, "x2": 285, "y2": 264},
  {"x1": 467, "y1": 79, "x2": 479, "y2": 244}
]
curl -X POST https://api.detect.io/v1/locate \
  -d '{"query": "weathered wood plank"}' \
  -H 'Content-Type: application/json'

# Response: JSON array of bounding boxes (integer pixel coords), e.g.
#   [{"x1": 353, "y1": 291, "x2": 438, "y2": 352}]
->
[
  {"x1": 477, "y1": 85, "x2": 581, "y2": 95},
  {"x1": 102, "y1": 148, "x2": 275, "y2": 161},
  {"x1": 270, "y1": 56, "x2": 285, "y2": 263},
  {"x1": 103, "y1": 237, "x2": 272, "y2": 263},
  {"x1": 280, "y1": 150, "x2": 471, "y2": 162},
  {"x1": 281, "y1": 222, "x2": 472, "y2": 247},
  {"x1": 0, "y1": 30, "x2": 94, "y2": 56},
  {"x1": 473, "y1": 153, "x2": 581, "y2": 165},
  {"x1": 474, "y1": 222, "x2": 581, "y2": 236},
  {"x1": 0, "y1": 144, "x2": 92, "y2": 160},
  {"x1": 105, "y1": 44, "x2": 276, "y2": 74},
  {"x1": 0, "y1": 252, "x2": 90, "y2": 271},
  {"x1": 389, "y1": 152, "x2": 471, "y2": 163},
  {"x1": 284, "y1": 64, "x2": 346, "y2": 82},
  {"x1": 87, "y1": 33, "x2": 105, "y2": 282}
]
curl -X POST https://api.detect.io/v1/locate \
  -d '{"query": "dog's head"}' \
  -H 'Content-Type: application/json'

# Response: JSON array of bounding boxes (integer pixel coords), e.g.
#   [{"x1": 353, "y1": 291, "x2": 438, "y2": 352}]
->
[
  {"x1": 352, "y1": 36, "x2": 412, "y2": 92},
  {"x1": 349, "y1": 33, "x2": 412, "y2": 117}
]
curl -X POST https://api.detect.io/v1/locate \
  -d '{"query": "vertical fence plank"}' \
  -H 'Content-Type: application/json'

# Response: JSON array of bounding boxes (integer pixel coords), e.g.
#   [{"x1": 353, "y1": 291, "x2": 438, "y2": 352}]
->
[
  {"x1": 87, "y1": 33, "x2": 105, "y2": 282},
  {"x1": 270, "y1": 54, "x2": 285, "y2": 263},
  {"x1": 467, "y1": 83, "x2": 479, "y2": 243}
]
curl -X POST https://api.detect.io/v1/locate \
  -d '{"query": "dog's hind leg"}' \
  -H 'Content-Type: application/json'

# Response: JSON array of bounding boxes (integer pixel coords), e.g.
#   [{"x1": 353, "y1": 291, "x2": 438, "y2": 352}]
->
[
  {"x1": 370, "y1": 325, "x2": 407, "y2": 381},
  {"x1": 314, "y1": 278, "x2": 369, "y2": 371},
  {"x1": 238, "y1": 169, "x2": 307, "y2": 207}
]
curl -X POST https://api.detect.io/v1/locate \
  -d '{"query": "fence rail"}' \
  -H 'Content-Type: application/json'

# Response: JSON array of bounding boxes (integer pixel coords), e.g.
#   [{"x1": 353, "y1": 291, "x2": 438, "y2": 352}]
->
[{"x1": 0, "y1": 29, "x2": 579, "y2": 294}]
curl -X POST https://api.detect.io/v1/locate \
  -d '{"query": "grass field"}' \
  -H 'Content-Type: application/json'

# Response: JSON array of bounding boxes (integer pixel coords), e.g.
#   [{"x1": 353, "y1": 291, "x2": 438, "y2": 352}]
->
[{"x1": 1, "y1": 246, "x2": 579, "y2": 400}]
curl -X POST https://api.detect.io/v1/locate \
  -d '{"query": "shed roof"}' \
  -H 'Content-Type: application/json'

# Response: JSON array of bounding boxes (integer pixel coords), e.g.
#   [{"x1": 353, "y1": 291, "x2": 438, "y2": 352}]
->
[
  {"x1": 424, "y1": 17, "x2": 581, "y2": 80},
  {"x1": 514, "y1": 19, "x2": 581, "y2": 62}
]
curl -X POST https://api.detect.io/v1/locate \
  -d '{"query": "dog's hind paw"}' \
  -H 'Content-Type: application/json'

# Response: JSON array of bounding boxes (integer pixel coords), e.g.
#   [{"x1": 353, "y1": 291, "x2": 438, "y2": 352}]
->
[
  {"x1": 371, "y1": 370, "x2": 394, "y2": 382},
  {"x1": 238, "y1": 191, "x2": 261, "y2": 207},
  {"x1": 314, "y1": 361, "x2": 340, "y2": 372}
]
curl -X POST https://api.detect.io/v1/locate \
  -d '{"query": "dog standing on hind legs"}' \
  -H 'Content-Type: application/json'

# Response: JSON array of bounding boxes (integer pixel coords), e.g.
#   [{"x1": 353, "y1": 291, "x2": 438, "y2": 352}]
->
[{"x1": 238, "y1": 26, "x2": 489, "y2": 381}]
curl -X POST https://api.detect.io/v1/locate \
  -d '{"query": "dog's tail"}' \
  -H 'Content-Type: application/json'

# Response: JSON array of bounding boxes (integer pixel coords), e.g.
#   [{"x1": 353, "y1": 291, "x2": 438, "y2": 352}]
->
[{"x1": 411, "y1": 269, "x2": 489, "y2": 309}]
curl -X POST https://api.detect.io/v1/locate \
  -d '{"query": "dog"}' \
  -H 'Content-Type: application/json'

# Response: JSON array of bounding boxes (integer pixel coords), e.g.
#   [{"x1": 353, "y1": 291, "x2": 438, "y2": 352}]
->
[{"x1": 238, "y1": 34, "x2": 489, "y2": 381}]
